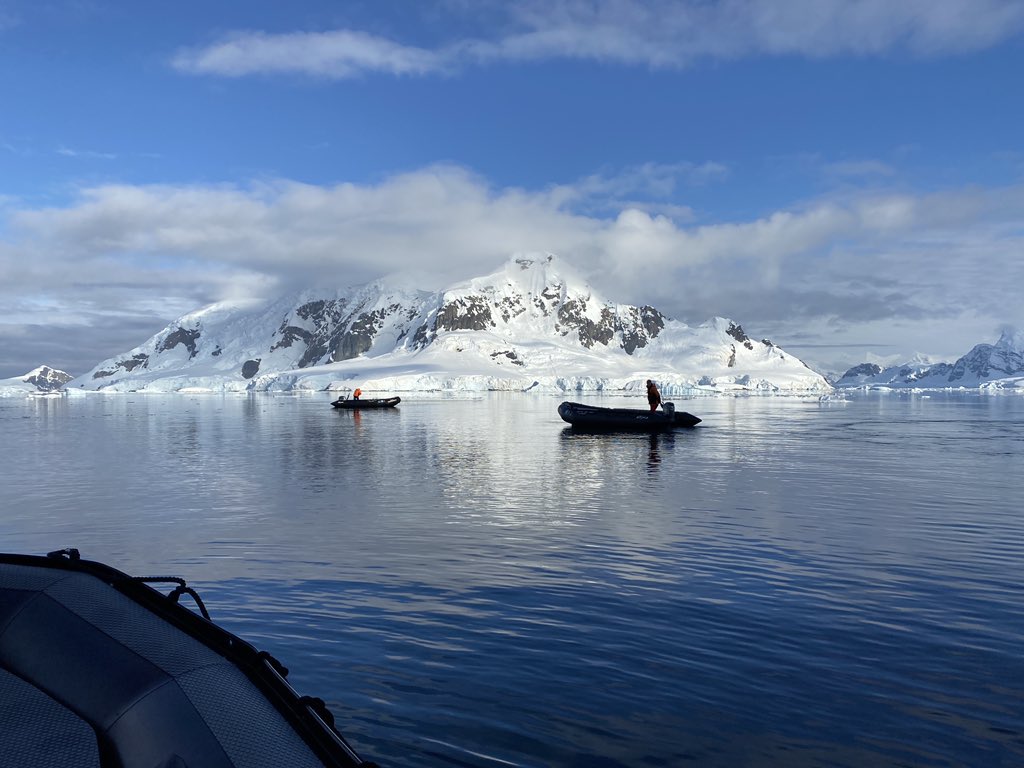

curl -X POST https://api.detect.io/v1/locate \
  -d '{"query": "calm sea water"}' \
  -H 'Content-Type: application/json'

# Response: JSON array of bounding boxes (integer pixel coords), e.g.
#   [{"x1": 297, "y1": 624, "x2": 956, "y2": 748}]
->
[{"x1": 2, "y1": 392, "x2": 1022, "y2": 767}]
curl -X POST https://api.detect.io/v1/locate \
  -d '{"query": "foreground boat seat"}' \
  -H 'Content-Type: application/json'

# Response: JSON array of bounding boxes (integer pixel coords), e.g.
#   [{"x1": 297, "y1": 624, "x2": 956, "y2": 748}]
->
[
  {"x1": 0, "y1": 560, "x2": 339, "y2": 768},
  {"x1": 0, "y1": 667, "x2": 100, "y2": 767}
]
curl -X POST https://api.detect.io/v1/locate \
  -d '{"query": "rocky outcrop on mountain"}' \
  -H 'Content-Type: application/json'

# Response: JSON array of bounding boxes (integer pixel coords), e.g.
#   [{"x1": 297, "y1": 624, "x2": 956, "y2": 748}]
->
[
  {"x1": 946, "y1": 333, "x2": 1023, "y2": 382},
  {"x1": 835, "y1": 329, "x2": 1024, "y2": 389},
  {"x1": 160, "y1": 328, "x2": 201, "y2": 359},
  {"x1": 0, "y1": 365, "x2": 73, "y2": 397},
  {"x1": 24, "y1": 365, "x2": 73, "y2": 391},
  {"x1": 67, "y1": 254, "x2": 830, "y2": 394},
  {"x1": 435, "y1": 296, "x2": 493, "y2": 333},
  {"x1": 837, "y1": 363, "x2": 881, "y2": 382}
]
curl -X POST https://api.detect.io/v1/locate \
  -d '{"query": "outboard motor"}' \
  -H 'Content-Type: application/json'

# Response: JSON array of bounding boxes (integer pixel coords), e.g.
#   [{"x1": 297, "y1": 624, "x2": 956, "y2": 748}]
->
[{"x1": 662, "y1": 401, "x2": 676, "y2": 420}]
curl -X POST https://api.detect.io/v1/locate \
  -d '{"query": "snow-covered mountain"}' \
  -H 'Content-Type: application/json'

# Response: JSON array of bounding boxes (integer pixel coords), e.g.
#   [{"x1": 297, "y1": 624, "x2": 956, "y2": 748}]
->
[
  {"x1": 67, "y1": 255, "x2": 830, "y2": 395},
  {"x1": 834, "y1": 330, "x2": 1024, "y2": 390},
  {"x1": 0, "y1": 366, "x2": 73, "y2": 397}
]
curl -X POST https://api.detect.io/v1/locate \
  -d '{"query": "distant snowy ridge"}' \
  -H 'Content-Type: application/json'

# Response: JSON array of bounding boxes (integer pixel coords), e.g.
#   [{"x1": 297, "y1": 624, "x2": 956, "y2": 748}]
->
[
  {"x1": 67, "y1": 254, "x2": 830, "y2": 395},
  {"x1": 0, "y1": 365, "x2": 73, "y2": 397},
  {"x1": 834, "y1": 329, "x2": 1024, "y2": 390}
]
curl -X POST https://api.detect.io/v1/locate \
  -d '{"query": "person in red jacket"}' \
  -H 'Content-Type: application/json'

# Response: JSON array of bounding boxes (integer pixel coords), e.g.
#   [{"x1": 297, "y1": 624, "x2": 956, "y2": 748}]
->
[
  {"x1": 353, "y1": 388, "x2": 362, "y2": 400},
  {"x1": 646, "y1": 380, "x2": 661, "y2": 412}
]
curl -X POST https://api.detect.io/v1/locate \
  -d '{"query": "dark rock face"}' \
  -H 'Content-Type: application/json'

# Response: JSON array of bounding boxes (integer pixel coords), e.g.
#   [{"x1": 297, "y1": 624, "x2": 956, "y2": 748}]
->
[
  {"x1": 241, "y1": 359, "x2": 261, "y2": 379},
  {"x1": 840, "y1": 363, "x2": 883, "y2": 379},
  {"x1": 94, "y1": 353, "x2": 149, "y2": 379},
  {"x1": 323, "y1": 303, "x2": 402, "y2": 364},
  {"x1": 24, "y1": 366, "x2": 72, "y2": 391},
  {"x1": 557, "y1": 298, "x2": 615, "y2": 348},
  {"x1": 270, "y1": 323, "x2": 312, "y2": 352},
  {"x1": 948, "y1": 350, "x2": 983, "y2": 382},
  {"x1": 329, "y1": 330, "x2": 373, "y2": 363},
  {"x1": 436, "y1": 297, "x2": 494, "y2": 332},
  {"x1": 329, "y1": 310, "x2": 378, "y2": 362},
  {"x1": 160, "y1": 328, "x2": 201, "y2": 359},
  {"x1": 557, "y1": 299, "x2": 664, "y2": 354},
  {"x1": 620, "y1": 306, "x2": 666, "y2": 354},
  {"x1": 639, "y1": 306, "x2": 665, "y2": 336},
  {"x1": 268, "y1": 297, "x2": 419, "y2": 367},
  {"x1": 490, "y1": 350, "x2": 525, "y2": 366},
  {"x1": 272, "y1": 299, "x2": 351, "y2": 366},
  {"x1": 726, "y1": 322, "x2": 748, "y2": 342},
  {"x1": 727, "y1": 322, "x2": 754, "y2": 350},
  {"x1": 297, "y1": 300, "x2": 329, "y2": 320},
  {"x1": 412, "y1": 322, "x2": 433, "y2": 349},
  {"x1": 923, "y1": 363, "x2": 953, "y2": 380},
  {"x1": 497, "y1": 295, "x2": 526, "y2": 323},
  {"x1": 267, "y1": 293, "x2": 439, "y2": 364},
  {"x1": 994, "y1": 344, "x2": 1024, "y2": 376},
  {"x1": 120, "y1": 354, "x2": 150, "y2": 372},
  {"x1": 532, "y1": 284, "x2": 562, "y2": 317}
]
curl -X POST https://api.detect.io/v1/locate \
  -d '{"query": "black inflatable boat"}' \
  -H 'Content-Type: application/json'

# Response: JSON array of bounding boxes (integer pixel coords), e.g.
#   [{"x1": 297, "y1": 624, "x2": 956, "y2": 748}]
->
[
  {"x1": 0, "y1": 549, "x2": 375, "y2": 768},
  {"x1": 331, "y1": 397, "x2": 401, "y2": 409},
  {"x1": 558, "y1": 401, "x2": 701, "y2": 431}
]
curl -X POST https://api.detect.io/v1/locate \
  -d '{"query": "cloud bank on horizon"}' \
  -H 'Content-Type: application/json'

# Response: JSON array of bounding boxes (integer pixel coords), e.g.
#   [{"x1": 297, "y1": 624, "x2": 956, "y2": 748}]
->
[{"x1": 1, "y1": 0, "x2": 1023, "y2": 378}]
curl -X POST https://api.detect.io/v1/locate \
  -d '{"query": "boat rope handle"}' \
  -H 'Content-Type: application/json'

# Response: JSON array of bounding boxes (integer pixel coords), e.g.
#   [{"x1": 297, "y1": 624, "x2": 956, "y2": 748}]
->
[{"x1": 133, "y1": 576, "x2": 212, "y2": 620}]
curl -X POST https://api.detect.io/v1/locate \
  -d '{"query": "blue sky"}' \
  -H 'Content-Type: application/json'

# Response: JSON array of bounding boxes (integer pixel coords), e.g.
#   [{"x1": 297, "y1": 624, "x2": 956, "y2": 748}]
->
[{"x1": 2, "y1": 0, "x2": 1024, "y2": 378}]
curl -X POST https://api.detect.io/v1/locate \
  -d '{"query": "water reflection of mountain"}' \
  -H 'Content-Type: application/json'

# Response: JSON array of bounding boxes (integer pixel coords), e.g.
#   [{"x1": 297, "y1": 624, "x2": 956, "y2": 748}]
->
[
  {"x1": 557, "y1": 427, "x2": 676, "y2": 483},
  {"x1": 3, "y1": 393, "x2": 840, "y2": 588}
]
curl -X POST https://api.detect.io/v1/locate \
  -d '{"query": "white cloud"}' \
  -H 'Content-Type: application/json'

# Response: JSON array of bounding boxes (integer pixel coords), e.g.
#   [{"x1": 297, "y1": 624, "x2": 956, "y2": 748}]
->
[
  {"x1": 171, "y1": 1, "x2": 1024, "y2": 79},
  {"x1": 547, "y1": 161, "x2": 726, "y2": 218},
  {"x1": 57, "y1": 145, "x2": 117, "y2": 160},
  {"x1": 494, "y1": 0, "x2": 1024, "y2": 61},
  {"x1": 172, "y1": 29, "x2": 447, "y2": 78}
]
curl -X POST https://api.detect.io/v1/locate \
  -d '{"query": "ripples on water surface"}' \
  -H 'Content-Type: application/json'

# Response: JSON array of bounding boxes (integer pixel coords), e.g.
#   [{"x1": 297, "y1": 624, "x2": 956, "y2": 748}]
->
[{"x1": 2, "y1": 392, "x2": 1023, "y2": 766}]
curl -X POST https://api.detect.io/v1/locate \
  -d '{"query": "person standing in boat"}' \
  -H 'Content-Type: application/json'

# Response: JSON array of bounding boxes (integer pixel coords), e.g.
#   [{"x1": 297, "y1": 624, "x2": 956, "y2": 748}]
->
[
  {"x1": 646, "y1": 379, "x2": 662, "y2": 412},
  {"x1": 352, "y1": 388, "x2": 362, "y2": 400}
]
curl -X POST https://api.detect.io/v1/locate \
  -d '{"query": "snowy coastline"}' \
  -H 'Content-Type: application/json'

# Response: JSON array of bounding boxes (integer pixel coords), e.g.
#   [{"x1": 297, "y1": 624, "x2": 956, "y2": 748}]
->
[
  {"x1": 6, "y1": 259, "x2": 1021, "y2": 399},
  {"x1": 47, "y1": 375, "x2": 1024, "y2": 398}
]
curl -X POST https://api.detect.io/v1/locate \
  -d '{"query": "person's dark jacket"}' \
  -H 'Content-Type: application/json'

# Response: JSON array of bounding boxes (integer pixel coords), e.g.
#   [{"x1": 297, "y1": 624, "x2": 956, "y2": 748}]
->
[{"x1": 647, "y1": 380, "x2": 661, "y2": 407}]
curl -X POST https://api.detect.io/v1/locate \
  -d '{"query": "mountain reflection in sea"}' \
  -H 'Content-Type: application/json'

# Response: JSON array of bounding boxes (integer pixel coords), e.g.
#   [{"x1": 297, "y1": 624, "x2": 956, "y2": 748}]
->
[{"x1": 2, "y1": 392, "x2": 1022, "y2": 767}]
